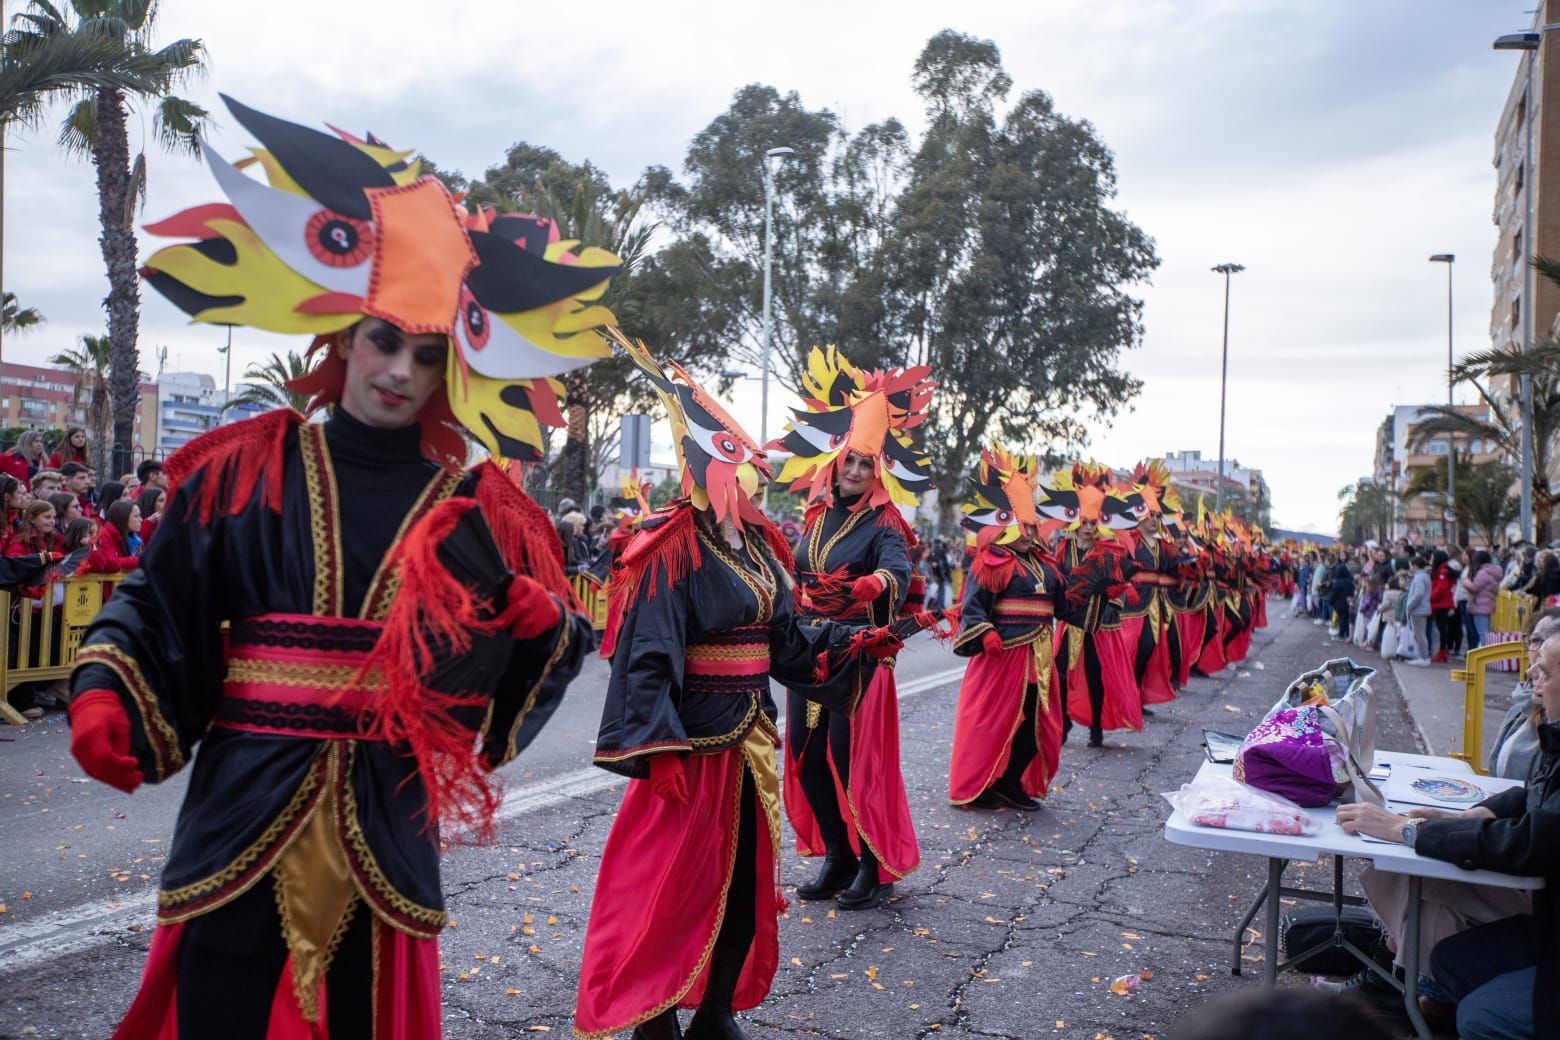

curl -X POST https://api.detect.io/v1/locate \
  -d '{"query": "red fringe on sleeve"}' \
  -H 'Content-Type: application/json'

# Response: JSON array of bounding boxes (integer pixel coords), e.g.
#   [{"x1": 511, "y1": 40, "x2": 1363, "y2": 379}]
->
[
  {"x1": 972, "y1": 547, "x2": 1017, "y2": 593},
  {"x1": 164, "y1": 409, "x2": 303, "y2": 523},
  {"x1": 600, "y1": 503, "x2": 699, "y2": 659},
  {"x1": 470, "y1": 461, "x2": 575, "y2": 605}
]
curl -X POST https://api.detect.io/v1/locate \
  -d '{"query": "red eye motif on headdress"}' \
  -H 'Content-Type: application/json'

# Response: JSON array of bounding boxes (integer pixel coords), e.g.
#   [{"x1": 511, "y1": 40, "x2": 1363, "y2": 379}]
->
[
  {"x1": 1065, "y1": 507, "x2": 1079, "y2": 520},
  {"x1": 996, "y1": 510, "x2": 1012, "y2": 523},
  {"x1": 458, "y1": 287, "x2": 489, "y2": 351},
  {"x1": 829, "y1": 433, "x2": 846, "y2": 449},
  {"x1": 305, "y1": 210, "x2": 373, "y2": 268},
  {"x1": 712, "y1": 433, "x2": 744, "y2": 461}
]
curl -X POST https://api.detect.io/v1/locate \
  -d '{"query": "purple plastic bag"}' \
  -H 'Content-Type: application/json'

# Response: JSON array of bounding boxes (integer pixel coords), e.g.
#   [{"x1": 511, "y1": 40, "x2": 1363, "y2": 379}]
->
[{"x1": 1234, "y1": 706, "x2": 1343, "y2": 808}]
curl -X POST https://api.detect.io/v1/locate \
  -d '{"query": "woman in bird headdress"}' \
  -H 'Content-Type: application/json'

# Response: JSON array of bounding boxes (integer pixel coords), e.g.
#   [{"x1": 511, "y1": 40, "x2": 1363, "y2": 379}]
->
[
  {"x1": 1116, "y1": 461, "x2": 1193, "y2": 709},
  {"x1": 70, "y1": 96, "x2": 613, "y2": 1038},
  {"x1": 576, "y1": 333, "x2": 901, "y2": 1040},
  {"x1": 766, "y1": 346, "x2": 933, "y2": 909},
  {"x1": 948, "y1": 444, "x2": 1093, "y2": 810},
  {"x1": 1037, "y1": 461, "x2": 1143, "y2": 747}
]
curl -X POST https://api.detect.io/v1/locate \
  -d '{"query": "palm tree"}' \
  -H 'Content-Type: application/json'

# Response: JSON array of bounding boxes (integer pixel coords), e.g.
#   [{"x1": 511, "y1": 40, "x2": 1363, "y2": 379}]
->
[
  {"x1": 1400, "y1": 453, "x2": 1475, "y2": 540},
  {"x1": 8, "y1": 1, "x2": 208, "y2": 477},
  {"x1": 224, "y1": 351, "x2": 316, "y2": 417},
  {"x1": 49, "y1": 332, "x2": 111, "y2": 470},
  {"x1": 1460, "y1": 460, "x2": 1520, "y2": 547},
  {"x1": 2, "y1": 291, "x2": 43, "y2": 332},
  {"x1": 1408, "y1": 343, "x2": 1560, "y2": 541},
  {"x1": 1337, "y1": 480, "x2": 1393, "y2": 544}
]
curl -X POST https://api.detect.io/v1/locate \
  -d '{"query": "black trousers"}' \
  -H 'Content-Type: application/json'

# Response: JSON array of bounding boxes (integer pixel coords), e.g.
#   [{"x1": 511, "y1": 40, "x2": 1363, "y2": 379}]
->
[
  {"x1": 1000, "y1": 683, "x2": 1040, "y2": 786},
  {"x1": 787, "y1": 691, "x2": 852, "y2": 850},
  {"x1": 705, "y1": 771, "x2": 759, "y2": 1003},
  {"x1": 1132, "y1": 613, "x2": 1183, "y2": 691},
  {"x1": 1055, "y1": 640, "x2": 1106, "y2": 742},
  {"x1": 176, "y1": 874, "x2": 373, "y2": 1039}
]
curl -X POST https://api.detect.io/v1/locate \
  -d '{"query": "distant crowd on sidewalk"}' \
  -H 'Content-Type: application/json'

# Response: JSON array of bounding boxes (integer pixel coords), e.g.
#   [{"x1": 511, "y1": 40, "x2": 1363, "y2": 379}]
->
[{"x1": 1291, "y1": 536, "x2": 1560, "y2": 666}]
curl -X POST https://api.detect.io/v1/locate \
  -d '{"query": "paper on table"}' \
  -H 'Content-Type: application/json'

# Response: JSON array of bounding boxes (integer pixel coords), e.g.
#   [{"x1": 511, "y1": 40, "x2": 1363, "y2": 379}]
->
[{"x1": 1384, "y1": 770, "x2": 1524, "y2": 810}]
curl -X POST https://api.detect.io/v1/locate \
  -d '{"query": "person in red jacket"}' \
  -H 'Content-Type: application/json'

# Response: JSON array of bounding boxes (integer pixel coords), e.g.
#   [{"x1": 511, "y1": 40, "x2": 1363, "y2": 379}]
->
[
  {"x1": 1430, "y1": 548, "x2": 1457, "y2": 663},
  {"x1": 47, "y1": 427, "x2": 91, "y2": 470},
  {"x1": 6, "y1": 500, "x2": 59, "y2": 560},
  {"x1": 95, "y1": 501, "x2": 141, "y2": 571},
  {"x1": 1, "y1": 430, "x2": 45, "y2": 483},
  {"x1": 134, "y1": 487, "x2": 165, "y2": 547},
  {"x1": 1, "y1": 474, "x2": 27, "y2": 554}
]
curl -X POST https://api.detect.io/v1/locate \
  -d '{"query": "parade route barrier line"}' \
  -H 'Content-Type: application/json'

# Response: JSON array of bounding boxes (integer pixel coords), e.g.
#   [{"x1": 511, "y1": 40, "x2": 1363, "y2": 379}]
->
[
  {"x1": 1448, "y1": 639, "x2": 1527, "y2": 776},
  {"x1": 1, "y1": 575, "x2": 131, "y2": 726},
  {"x1": 0, "y1": 662, "x2": 969, "y2": 972},
  {"x1": 1492, "y1": 589, "x2": 1534, "y2": 634}
]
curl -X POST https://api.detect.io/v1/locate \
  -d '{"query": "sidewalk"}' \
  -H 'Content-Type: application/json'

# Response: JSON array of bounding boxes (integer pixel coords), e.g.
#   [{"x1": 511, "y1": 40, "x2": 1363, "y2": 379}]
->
[{"x1": 1387, "y1": 656, "x2": 1518, "y2": 768}]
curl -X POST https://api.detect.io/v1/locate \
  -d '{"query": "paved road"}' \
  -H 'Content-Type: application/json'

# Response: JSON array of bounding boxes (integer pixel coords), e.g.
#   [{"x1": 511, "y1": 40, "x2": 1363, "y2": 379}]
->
[{"x1": 0, "y1": 612, "x2": 1423, "y2": 1039}]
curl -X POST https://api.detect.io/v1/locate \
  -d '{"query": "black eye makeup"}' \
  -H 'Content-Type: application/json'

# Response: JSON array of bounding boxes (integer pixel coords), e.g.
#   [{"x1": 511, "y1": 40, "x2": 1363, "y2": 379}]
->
[{"x1": 414, "y1": 345, "x2": 447, "y2": 368}]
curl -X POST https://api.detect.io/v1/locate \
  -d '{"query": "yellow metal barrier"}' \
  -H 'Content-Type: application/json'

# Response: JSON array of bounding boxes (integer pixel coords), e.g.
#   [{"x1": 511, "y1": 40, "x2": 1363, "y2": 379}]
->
[
  {"x1": 1493, "y1": 589, "x2": 1535, "y2": 634},
  {"x1": 571, "y1": 573, "x2": 608, "y2": 632},
  {"x1": 1448, "y1": 639, "x2": 1528, "y2": 775},
  {"x1": 2, "y1": 573, "x2": 131, "y2": 726}
]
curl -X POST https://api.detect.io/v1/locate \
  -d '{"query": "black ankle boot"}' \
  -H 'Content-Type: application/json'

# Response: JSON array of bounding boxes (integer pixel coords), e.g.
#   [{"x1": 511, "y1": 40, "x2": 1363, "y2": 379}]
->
[
  {"x1": 989, "y1": 777, "x2": 1041, "y2": 812},
  {"x1": 1087, "y1": 727, "x2": 1104, "y2": 748},
  {"x1": 796, "y1": 847, "x2": 858, "y2": 900},
  {"x1": 835, "y1": 849, "x2": 892, "y2": 911},
  {"x1": 632, "y1": 1006, "x2": 684, "y2": 1040},
  {"x1": 684, "y1": 951, "x2": 749, "y2": 1040}
]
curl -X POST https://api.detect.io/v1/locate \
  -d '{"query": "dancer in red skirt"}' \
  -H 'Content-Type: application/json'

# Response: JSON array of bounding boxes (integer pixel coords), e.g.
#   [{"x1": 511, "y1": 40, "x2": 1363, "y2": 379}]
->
[
  {"x1": 1038, "y1": 462, "x2": 1143, "y2": 748},
  {"x1": 1116, "y1": 461, "x2": 1189, "y2": 710},
  {"x1": 948, "y1": 445, "x2": 1092, "y2": 810},
  {"x1": 769, "y1": 346, "x2": 934, "y2": 909}
]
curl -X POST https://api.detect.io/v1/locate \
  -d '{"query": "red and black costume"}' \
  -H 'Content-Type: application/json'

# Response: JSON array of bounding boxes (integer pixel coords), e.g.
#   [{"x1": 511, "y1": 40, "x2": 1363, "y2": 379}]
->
[
  {"x1": 71, "y1": 411, "x2": 591, "y2": 1038},
  {"x1": 67, "y1": 96, "x2": 625, "y2": 1039},
  {"x1": 783, "y1": 497, "x2": 919, "y2": 904}
]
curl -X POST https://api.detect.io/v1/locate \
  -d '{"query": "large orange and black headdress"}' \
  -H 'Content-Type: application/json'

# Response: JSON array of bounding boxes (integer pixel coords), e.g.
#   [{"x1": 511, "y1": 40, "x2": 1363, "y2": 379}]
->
[
  {"x1": 769, "y1": 346, "x2": 934, "y2": 511},
  {"x1": 960, "y1": 443, "x2": 1040, "y2": 550},
  {"x1": 140, "y1": 95, "x2": 620, "y2": 466},
  {"x1": 611, "y1": 329, "x2": 772, "y2": 530},
  {"x1": 1122, "y1": 459, "x2": 1184, "y2": 530},
  {"x1": 1037, "y1": 461, "x2": 1139, "y2": 538}
]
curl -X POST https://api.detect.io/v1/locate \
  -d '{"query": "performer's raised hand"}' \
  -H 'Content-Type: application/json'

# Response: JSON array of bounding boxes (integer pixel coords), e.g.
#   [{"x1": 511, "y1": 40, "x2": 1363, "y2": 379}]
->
[
  {"x1": 850, "y1": 574, "x2": 885, "y2": 603},
  {"x1": 68, "y1": 689, "x2": 142, "y2": 793},
  {"x1": 649, "y1": 753, "x2": 688, "y2": 805},
  {"x1": 981, "y1": 631, "x2": 1004, "y2": 656}
]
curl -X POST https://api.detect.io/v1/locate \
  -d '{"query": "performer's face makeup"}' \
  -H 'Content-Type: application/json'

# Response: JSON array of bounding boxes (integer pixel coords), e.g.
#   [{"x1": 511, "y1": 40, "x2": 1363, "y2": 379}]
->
[
  {"x1": 1076, "y1": 519, "x2": 1098, "y2": 548},
  {"x1": 837, "y1": 451, "x2": 874, "y2": 497},
  {"x1": 337, "y1": 319, "x2": 448, "y2": 429},
  {"x1": 1013, "y1": 526, "x2": 1035, "y2": 552}
]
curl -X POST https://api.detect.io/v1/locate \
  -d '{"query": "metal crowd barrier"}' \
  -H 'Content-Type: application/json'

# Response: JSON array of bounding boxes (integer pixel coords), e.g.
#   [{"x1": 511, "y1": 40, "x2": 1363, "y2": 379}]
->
[
  {"x1": 1493, "y1": 589, "x2": 1534, "y2": 634},
  {"x1": 1447, "y1": 639, "x2": 1528, "y2": 775},
  {"x1": 571, "y1": 573, "x2": 608, "y2": 632},
  {"x1": 2, "y1": 573, "x2": 131, "y2": 726}
]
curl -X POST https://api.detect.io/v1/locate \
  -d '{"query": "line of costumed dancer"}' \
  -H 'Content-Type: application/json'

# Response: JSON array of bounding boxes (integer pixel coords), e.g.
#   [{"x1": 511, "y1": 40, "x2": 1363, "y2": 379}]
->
[{"x1": 947, "y1": 455, "x2": 1278, "y2": 810}]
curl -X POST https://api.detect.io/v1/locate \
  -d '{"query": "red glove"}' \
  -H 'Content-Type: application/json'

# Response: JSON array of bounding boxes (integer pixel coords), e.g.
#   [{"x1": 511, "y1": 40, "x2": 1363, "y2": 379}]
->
[
  {"x1": 982, "y1": 630, "x2": 1005, "y2": 655},
  {"x1": 648, "y1": 753, "x2": 688, "y2": 805},
  {"x1": 500, "y1": 575, "x2": 562, "y2": 640},
  {"x1": 69, "y1": 689, "x2": 142, "y2": 793},
  {"x1": 850, "y1": 574, "x2": 886, "y2": 603}
]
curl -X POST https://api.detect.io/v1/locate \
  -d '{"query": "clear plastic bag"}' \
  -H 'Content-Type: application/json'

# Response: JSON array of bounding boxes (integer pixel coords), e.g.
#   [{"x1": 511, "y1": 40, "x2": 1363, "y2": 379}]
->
[{"x1": 1164, "y1": 773, "x2": 1318, "y2": 836}]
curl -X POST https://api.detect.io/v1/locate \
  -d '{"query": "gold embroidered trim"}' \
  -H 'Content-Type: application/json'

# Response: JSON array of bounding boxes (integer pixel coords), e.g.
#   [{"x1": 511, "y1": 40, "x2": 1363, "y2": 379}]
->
[
  {"x1": 503, "y1": 610, "x2": 573, "y2": 763},
  {"x1": 75, "y1": 643, "x2": 184, "y2": 780},
  {"x1": 157, "y1": 748, "x2": 328, "y2": 916},
  {"x1": 686, "y1": 643, "x2": 770, "y2": 661},
  {"x1": 804, "y1": 700, "x2": 823, "y2": 730},
  {"x1": 698, "y1": 529, "x2": 776, "y2": 624},
  {"x1": 225, "y1": 658, "x2": 379, "y2": 690},
  {"x1": 361, "y1": 468, "x2": 463, "y2": 621},
  {"x1": 334, "y1": 742, "x2": 446, "y2": 937},
  {"x1": 953, "y1": 621, "x2": 994, "y2": 651},
  {"x1": 592, "y1": 739, "x2": 692, "y2": 764},
  {"x1": 807, "y1": 507, "x2": 867, "y2": 576},
  {"x1": 298, "y1": 425, "x2": 343, "y2": 618},
  {"x1": 688, "y1": 697, "x2": 760, "y2": 749}
]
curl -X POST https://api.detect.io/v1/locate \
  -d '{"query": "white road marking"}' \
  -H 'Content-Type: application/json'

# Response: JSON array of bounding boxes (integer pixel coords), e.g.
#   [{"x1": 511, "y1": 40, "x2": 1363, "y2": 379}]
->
[{"x1": 0, "y1": 664, "x2": 967, "y2": 972}]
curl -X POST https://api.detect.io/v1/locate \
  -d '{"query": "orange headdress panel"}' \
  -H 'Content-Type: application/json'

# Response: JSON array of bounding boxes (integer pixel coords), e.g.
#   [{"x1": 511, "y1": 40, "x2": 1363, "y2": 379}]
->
[
  {"x1": 1124, "y1": 459, "x2": 1183, "y2": 527},
  {"x1": 960, "y1": 442, "x2": 1040, "y2": 550},
  {"x1": 1037, "y1": 461, "x2": 1139, "y2": 537},
  {"x1": 140, "y1": 95, "x2": 620, "y2": 465},
  {"x1": 770, "y1": 346, "x2": 934, "y2": 511}
]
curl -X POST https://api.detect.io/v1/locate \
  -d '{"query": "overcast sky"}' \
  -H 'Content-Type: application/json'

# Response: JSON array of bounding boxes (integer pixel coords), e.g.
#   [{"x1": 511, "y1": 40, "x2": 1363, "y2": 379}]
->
[{"x1": 0, "y1": 0, "x2": 1538, "y2": 532}]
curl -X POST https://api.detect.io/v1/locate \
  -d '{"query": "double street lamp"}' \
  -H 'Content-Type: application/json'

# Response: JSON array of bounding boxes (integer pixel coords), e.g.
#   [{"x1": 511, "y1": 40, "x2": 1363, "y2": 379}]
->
[
  {"x1": 1429, "y1": 254, "x2": 1456, "y2": 545},
  {"x1": 1212, "y1": 262, "x2": 1244, "y2": 515}
]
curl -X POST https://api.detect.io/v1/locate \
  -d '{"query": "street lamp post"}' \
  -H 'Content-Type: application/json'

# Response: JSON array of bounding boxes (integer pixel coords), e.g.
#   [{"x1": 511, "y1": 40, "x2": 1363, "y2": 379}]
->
[
  {"x1": 1493, "y1": 27, "x2": 1559, "y2": 541},
  {"x1": 759, "y1": 146, "x2": 795, "y2": 454},
  {"x1": 1212, "y1": 262, "x2": 1244, "y2": 515},
  {"x1": 1430, "y1": 254, "x2": 1456, "y2": 544},
  {"x1": 218, "y1": 324, "x2": 233, "y2": 426}
]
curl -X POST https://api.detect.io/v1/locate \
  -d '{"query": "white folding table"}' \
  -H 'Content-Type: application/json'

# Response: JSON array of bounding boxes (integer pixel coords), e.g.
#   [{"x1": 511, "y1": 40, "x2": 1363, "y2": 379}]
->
[{"x1": 1163, "y1": 752, "x2": 1543, "y2": 1039}]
